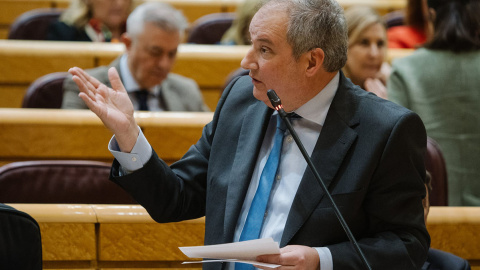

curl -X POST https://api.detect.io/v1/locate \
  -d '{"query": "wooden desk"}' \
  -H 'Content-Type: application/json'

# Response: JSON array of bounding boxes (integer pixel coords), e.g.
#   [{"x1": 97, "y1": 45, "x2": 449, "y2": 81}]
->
[
  {"x1": 7, "y1": 204, "x2": 97, "y2": 268},
  {"x1": 427, "y1": 207, "x2": 480, "y2": 268},
  {"x1": 0, "y1": 40, "x2": 414, "y2": 110},
  {"x1": 0, "y1": 108, "x2": 213, "y2": 166},
  {"x1": 5, "y1": 204, "x2": 480, "y2": 269},
  {"x1": 0, "y1": 40, "x2": 249, "y2": 110},
  {"x1": 0, "y1": 0, "x2": 237, "y2": 39},
  {"x1": 0, "y1": 0, "x2": 406, "y2": 39},
  {"x1": 9, "y1": 203, "x2": 205, "y2": 269}
]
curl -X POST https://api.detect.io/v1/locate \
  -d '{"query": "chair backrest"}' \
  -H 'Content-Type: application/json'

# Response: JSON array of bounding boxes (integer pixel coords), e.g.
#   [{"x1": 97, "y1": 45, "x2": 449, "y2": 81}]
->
[
  {"x1": 22, "y1": 72, "x2": 69, "y2": 108},
  {"x1": 425, "y1": 137, "x2": 448, "y2": 206},
  {"x1": 187, "y1": 12, "x2": 236, "y2": 44},
  {"x1": 383, "y1": 10, "x2": 405, "y2": 29},
  {"x1": 0, "y1": 160, "x2": 137, "y2": 204},
  {"x1": 8, "y1": 8, "x2": 63, "y2": 40},
  {"x1": 0, "y1": 204, "x2": 42, "y2": 269}
]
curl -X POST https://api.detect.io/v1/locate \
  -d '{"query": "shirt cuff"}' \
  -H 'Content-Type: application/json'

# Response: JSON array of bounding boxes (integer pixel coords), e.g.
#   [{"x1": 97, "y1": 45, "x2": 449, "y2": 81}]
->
[
  {"x1": 108, "y1": 126, "x2": 153, "y2": 173},
  {"x1": 315, "y1": 247, "x2": 333, "y2": 270}
]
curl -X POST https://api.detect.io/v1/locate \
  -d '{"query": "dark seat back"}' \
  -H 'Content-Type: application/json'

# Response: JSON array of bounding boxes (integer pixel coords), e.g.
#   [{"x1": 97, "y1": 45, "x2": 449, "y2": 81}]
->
[
  {"x1": 0, "y1": 204, "x2": 42, "y2": 269},
  {"x1": 22, "y1": 72, "x2": 69, "y2": 108},
  {"x1": 425, "y1": 137, "x2": 448, "y2": 206},
  {"x1": 383, "y1": 10, "x2": 405, "y2": 29},
  {"x1": 8, "y1": 8, "x2": 63, "y2": 40},
  {"x1": 187, "y1": 12, "x2": 235, "y2": 44},
  {"x1": 0, "y1": 160, "x2": 137, "y2": 204}
]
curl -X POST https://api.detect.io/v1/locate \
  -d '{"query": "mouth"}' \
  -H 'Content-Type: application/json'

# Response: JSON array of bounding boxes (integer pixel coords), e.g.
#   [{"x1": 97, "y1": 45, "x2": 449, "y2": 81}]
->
[
  {"x1": 363, "y1": 64, "x2": 380, "y2": 70},
  {"x1": 250, "y1": 74, "x2": 261, "y2": 85}
]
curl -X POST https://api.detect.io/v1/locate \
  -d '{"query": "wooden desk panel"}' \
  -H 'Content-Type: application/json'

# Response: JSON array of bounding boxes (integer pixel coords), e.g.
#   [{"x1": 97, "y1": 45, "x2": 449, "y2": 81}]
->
[
  {"x1": 0, "y1": 108, "x2": 212, "y2": 166},
  {"x1": 0, "y1": 40, "x2": 248, "y2": 110},
  {"x1": 0, "y1": 40, "x2": 414, "y2": 111},
  {"x1": 427, "y1": 207, "x2": 480, "y2": 261},
  {"x1": 5, "y1": 204, "x2": 478, "y2": 269},
  {"x1": 8, "y1": 204, "x2": 97, "y2": 265}
]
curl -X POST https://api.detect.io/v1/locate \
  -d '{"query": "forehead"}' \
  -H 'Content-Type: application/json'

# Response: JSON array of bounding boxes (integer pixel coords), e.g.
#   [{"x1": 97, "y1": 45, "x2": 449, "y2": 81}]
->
[
  {"x1": 133, "y1": 24, "x2": 179, "y2": 51},
  {"x1": 249, "y1": 4, "x2": 289, "y2": 44},
  {"x1": 359, "y1": 23, "x2": 386, "y2": 38}
]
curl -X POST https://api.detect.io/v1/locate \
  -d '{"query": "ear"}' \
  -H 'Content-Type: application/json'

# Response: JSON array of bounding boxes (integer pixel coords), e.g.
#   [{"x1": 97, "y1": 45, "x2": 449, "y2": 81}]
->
[
  {"x1": 428, "y1": 8, "x2": 436, "y2": 22},
  {"x1": 121, "y1": 33, "x2": 133, "y2": 51},
  {"x1": 305, "y1": 48, "x2": 325, "y2": 77}
]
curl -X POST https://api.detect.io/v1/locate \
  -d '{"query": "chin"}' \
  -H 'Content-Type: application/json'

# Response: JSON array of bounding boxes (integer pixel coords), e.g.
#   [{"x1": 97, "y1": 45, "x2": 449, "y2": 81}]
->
[{"x1": 253, "y1": 87, "x2": 269, "y2": 104}]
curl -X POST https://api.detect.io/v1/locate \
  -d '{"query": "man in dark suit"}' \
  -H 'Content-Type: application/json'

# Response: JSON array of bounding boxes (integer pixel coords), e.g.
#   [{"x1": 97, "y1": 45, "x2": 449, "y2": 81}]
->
[
  {"x1": 62, "y1": 2, "x2": 209, "y2": 112},
  {"x1": 69, "y1": 0, "x2": 430, "y2": 269}
]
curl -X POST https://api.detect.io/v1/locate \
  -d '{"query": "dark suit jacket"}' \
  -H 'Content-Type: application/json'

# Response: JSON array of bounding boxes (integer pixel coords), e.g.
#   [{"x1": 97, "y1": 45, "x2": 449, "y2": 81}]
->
[
  {"x1": 423, "y1": 249, "x2": 471, "y2": 270},
  {"x1": 47, "y1": 21, "x2": 91, "y2": 41},
  {"x1": 111, "y1": 72, "x2": 430, "y2": 269}
]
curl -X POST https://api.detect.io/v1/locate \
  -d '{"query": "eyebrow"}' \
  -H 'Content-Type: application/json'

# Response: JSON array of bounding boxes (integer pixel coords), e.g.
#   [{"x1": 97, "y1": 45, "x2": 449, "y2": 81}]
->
[{"x1": 255, "y1": 37, "x2": 274, "y2": 46}]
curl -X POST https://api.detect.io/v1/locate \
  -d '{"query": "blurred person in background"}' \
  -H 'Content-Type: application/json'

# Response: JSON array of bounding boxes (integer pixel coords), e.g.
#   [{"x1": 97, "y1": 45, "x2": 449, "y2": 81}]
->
[
  {"x1": 343, "y1": 6, "x2": 390, "y2": 99},
  {"x1": 62, "y1": 2, "x2": 209, "y2": 112},
  {"x1": 220, "y1": 0, "x2": 261, "y2": 45},
  {"x1": 388, "y1": 0, "x2": 480, "y2": 206},
  {"x1": 387, "y1": 0, "x2": 429, "y2": 49},
  {"x1": 47, "y1": 0, "x2": 132, "y2": 42}
]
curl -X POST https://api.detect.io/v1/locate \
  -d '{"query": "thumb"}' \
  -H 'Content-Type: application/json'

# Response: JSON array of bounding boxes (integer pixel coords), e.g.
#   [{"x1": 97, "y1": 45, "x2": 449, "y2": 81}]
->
[{"x1": 108, "y1": 67, "x2": 127, "y2": 93}]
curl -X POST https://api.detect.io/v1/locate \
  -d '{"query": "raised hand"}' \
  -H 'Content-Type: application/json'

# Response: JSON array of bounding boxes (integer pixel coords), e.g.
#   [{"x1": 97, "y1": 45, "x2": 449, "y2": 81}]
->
[{"x1": 69, "y1": 66, "x2": 139, "y2": 152}]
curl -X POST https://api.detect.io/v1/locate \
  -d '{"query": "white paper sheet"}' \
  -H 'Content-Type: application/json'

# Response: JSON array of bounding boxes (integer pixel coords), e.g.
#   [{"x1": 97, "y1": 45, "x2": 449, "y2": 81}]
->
[{"x1": 179, "y1": 238, "x2": 281, "y2": 268}]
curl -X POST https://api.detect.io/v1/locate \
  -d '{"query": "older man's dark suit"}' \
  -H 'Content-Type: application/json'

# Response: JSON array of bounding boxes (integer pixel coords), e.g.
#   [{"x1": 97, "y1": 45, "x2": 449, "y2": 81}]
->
[{"x1": 111, "y1": 72, "x2": 430, "y2": 269}]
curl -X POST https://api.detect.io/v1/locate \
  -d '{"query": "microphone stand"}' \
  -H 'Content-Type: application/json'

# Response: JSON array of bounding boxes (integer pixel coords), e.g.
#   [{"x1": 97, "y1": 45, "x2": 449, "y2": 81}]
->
[{"x1": 267, "y1": 89, "x2": 372, "y2": 270}]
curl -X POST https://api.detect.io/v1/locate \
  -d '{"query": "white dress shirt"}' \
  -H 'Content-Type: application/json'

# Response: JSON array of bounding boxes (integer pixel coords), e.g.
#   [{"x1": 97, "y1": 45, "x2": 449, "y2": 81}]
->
[{"x1": 109, "y1": 72, "x2": 340, "y2": 270}]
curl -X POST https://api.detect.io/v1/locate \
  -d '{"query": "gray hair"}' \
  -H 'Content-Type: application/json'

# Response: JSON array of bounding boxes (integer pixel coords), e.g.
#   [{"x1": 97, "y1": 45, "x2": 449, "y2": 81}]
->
[
  {"x1": 127, "y1": 2, "x2": 188, "y2": 40},
  {"x1": 262, "y1": 0, "x2": 348, "y2": 72}
]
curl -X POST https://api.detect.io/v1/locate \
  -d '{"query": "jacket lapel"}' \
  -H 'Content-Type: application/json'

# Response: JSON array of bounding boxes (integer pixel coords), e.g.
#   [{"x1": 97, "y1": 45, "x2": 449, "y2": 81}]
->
[
  {"x1": 281, "y1": 73, "x2": 360, "y2": 246},
  {"x1": 223, "y1": 102, "x2": 272, "y2": 242},
  {"x1": 159, "y1": 77, "x2": 178, "y2": 111}
]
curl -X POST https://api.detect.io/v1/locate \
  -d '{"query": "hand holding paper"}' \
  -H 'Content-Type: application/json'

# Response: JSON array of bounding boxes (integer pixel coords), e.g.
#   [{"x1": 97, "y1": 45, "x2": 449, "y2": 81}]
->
[{"x1": 179, "y1": 238, "x2": 281, "y2": 268}]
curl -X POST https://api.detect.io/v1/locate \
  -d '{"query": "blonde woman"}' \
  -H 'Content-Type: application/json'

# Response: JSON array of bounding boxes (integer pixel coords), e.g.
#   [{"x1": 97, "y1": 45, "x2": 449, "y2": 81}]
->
[
  {"x1": 343, "y1": 6, "x2": 390, "y2": 99},
  {"x1": 220, "y1": 0, "x2": 261, "y2": 45},
  {"x1": 47, "y1": 0, "x2": 132, "y2": 42}
]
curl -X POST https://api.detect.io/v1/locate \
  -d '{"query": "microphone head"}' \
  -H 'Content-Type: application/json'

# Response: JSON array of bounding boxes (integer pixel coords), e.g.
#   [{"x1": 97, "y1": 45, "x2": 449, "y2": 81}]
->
[{"x1": 267, "y1": 89, "x2": 282, "y2": 109}]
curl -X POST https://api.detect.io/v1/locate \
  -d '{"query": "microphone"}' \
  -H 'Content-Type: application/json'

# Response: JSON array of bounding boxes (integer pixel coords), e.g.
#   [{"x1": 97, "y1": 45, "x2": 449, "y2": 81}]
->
[{"x1": 267, "y1": 89, "x2": 372, "y2": 270}]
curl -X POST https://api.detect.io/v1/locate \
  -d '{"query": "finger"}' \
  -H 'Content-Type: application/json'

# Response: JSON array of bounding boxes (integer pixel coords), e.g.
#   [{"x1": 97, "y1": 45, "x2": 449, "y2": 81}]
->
[
  {"x1": 78, "y1": 92, "x2": 102, "y2": 114},
  {"x1": 257, "y1": 254, "x2": 287, "y2": 266},
  {"x1": 72, "y1": 74, "x2": 96, "y2": 101},
  {"x1": 69, "y1": 66, "x2": 103, "y2": 89},
  {"x1": 108, "y1": 67, "x2": 127, "y2": 94}
]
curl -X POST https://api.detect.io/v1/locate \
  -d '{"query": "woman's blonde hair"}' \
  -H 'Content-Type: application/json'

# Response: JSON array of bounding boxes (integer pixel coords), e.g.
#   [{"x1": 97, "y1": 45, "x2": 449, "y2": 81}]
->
[
  {"x1": 221, "y1": 0, "x2": 262, "y2": 45},
  {"x1": 344, "y1": 6, "x2": 385, "y2": 47},
  {"x1": 59, "y1": 0, "x2": 91, "y2": 28},
  {"x1": 59, "y1": 0, "x2": 133, "y2": 28}
]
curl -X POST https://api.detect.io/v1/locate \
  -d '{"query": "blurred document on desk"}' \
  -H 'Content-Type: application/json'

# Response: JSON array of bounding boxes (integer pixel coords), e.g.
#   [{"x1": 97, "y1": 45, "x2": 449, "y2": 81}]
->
[{"x1": 179, "y1": 238, "x2": 280, "y2": 268}]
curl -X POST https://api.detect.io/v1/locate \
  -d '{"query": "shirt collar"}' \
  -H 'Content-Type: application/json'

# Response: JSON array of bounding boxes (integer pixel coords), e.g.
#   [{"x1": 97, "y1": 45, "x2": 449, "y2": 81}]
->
[{"x1": 293, "y1": 72, "x2": 339, "y2": 126}]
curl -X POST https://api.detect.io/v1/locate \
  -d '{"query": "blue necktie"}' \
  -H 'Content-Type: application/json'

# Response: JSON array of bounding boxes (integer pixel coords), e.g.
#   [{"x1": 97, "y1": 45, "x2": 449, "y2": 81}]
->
[{"x1": 236, "y1": 115, "x2": 286, "y2": 270}]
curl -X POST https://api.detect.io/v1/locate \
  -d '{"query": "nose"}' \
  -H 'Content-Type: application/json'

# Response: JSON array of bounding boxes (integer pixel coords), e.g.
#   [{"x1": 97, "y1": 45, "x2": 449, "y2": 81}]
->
[
  {"x1": 156, "y1": 54, "x2": 172, "y2": 70},
  {"x1": 241, "y1": 47, "x2": 258, "y2": 71},
  {"x1": 368, "y1": 44, "x2": 380, "y2": 58}
]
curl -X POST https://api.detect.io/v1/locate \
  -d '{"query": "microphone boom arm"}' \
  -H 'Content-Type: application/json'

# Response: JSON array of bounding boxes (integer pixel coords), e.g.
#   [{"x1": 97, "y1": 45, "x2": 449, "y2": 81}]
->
[{"x1": 267, "y1": 89, "x2": 372, "y2": 270}]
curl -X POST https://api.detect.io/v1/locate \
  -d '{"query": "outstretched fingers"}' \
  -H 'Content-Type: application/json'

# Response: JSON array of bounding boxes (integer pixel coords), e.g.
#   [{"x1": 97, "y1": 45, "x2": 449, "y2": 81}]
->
[
  {"x1": 69, "y1": 67, "x2": 107, "y2": 114},
  {"x1": 107, "y1": 67, "x2": 128, "y2": 94}
]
